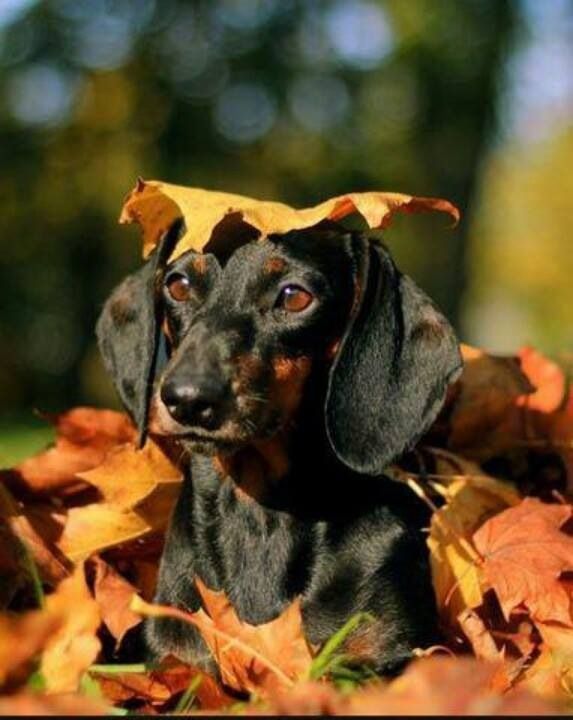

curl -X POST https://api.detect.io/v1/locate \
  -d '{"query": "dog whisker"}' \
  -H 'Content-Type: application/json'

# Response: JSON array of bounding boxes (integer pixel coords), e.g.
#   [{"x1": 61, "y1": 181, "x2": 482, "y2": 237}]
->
[{"x1": 242, "y1": 393, "x2": 268, "y2": 405}]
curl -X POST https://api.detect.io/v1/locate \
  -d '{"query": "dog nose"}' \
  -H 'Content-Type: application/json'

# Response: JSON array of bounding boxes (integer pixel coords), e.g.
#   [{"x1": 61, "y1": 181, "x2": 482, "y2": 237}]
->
[{"x1": 160, "y1": 376, "x2": 227, "y2": 430}]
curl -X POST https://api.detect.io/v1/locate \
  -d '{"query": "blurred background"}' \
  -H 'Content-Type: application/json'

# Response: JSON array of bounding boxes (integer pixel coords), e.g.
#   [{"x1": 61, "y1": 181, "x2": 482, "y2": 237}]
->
[{"x1": 0, "y1": 0, "x2": 572, "y2": 461}]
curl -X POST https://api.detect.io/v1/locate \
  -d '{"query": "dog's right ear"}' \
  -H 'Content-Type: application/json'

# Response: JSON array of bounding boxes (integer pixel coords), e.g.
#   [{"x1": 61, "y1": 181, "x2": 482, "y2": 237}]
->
[{"x1": 96, "y1": 220, "x2": 182, "y2": 446}]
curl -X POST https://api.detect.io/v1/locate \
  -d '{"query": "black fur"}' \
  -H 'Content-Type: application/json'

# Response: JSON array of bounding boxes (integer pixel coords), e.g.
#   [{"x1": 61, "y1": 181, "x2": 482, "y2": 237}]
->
[{"x1": 97, "y1": 224, "x2": 462, "y2": 675}]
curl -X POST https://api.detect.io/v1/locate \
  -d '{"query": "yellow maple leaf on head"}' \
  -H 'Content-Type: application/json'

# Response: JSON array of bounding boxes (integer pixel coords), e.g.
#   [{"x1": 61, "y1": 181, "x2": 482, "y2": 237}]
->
[{"x1": 120, "y1": 178, "x2": 460, "y2": 261}]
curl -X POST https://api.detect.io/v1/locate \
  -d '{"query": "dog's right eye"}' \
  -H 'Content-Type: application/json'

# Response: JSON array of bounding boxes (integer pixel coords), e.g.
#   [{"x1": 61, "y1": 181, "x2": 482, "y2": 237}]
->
[{"x1": 165, "y1": 274, "x2": 192, "y2": 302}]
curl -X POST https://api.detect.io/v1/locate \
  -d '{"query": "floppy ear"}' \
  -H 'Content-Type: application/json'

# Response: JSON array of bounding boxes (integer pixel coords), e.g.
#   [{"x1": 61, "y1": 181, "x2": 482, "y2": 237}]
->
[
  {"x1": 326, "y1": 236, "x2": 462, "y2": 475},
  {"x1": 96, "y1": 220, "x2": 182, "y2": 446}
]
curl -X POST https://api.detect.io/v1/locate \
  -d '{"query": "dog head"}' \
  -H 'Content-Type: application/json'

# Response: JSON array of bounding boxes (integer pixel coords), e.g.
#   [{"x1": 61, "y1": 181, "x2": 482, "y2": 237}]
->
[{"x1": 97, "y1": 222, "x2": 461, "y2": 474}]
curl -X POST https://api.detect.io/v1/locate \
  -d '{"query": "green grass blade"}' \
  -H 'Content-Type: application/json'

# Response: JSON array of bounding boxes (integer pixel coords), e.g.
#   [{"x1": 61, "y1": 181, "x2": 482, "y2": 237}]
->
[
  {"x1": 174, "y1": 674, "x2": 203, "y2": 714},
  {"x1": 309, "y1": 612, "x2": 374, "y2": 681}
]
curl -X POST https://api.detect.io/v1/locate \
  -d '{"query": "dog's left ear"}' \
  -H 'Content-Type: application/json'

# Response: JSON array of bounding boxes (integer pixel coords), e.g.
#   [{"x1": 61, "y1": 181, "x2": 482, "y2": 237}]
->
[
  {"x1": 326, "y1": 236, "x2": 462, "y2": 475},
  {"x1": 96, "y1": 220, "x2": 182, "y2": 446}
]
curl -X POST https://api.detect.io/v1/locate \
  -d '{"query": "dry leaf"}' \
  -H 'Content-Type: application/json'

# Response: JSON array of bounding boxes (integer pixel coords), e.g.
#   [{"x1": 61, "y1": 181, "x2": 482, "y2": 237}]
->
[
  {"x1": 90, "y1": 556, "x2": 141, "y2": 648},
  {"x1": 0, "y1": 485, "x2": 69, "y2": 587},
  {"x1": 40, "y1": 566, "x2": 101, "y2": 693},
  {"x1": 0, "y1": 610, "x2": 62, "y2": 691},
  {"x1": 0, "y1": 692, "x2": 109, "y2": 716},
  {"x1": 447, "y1": 344, "x2": 534, "y2": 459},
  {"x1": 457, "y1": 608, "x2": 504, "y2": 662},
  {"x1": 131, "y1": 578, "x2": 313, "y2": 697},
  {"x1": 92, "y1": 658, "x2": 233, "y2": 711},
  {"x1": 427, "y1": 474, "x2": 519, "y2": 623},
  {"x1": 58, "y1": 439, "x2": 181, "y2": 562},
  {"x1": 120, "y1": 178, "x2": 459, "y2": 261},
  {"x1": 473, "y1": 498, "x2": 573, "y2": 625},
  {"x1": 343, "y1": 657, "x2": 560, "y2": 716},
  {"x1": 79, "y1": 438, "x2": 181, "y2": 512},
  {"x1": 257, "y1": 681, "x2": 347, "y2": 716},
  {"x1": 0, "y1": 408, "x2": 136, "y2": 498}
]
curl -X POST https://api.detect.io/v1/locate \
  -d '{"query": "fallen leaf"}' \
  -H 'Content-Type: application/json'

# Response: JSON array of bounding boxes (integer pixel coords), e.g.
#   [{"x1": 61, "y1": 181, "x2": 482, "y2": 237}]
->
[
  {"x1": 0, "y1": 692, "x2": 109, "y2": 716},
  {"x1": 473, "y1": 498, "x2": 573, "y2": 625},
  {"x1": 120, "y1": 178, "x2": 459, "y2": 261},
  {"x1": 257, "y1": 681, "x2": 347, "y2": 716},
  {"x1": 343, "y1": 656, "x2": 561, "y2": 716},
  {"x1": 427, "y1": 474, "x2": 519, "y2": 623},
  {"x1": 58, "y1": 439, "x2": 181, "y2": 562},
  {"x1": 131, "y1": 578, "x2": 314, "y2": 697},
  {"x1": 90, "y1": 556, "x2": 141, "y2": 648},
  {"x1": 0, "y1": 485, "x2": 69, "y2": 586},
  {"x1": 0, "y1": 610, "x2": 62, "y2": 691},
  {"x1": 517, "y1": 346, "x2": 568, "y2": 415},
  {"x1": 457, "y1": 608, "x2": 504, "y2": 662},
  {"x1": 40, "y1": 566, "x2": 101, "y2": 693},
  {"x1": 79, "y1": 438, "x2": 181, "y2": 512},
  {"x1": 0, "y1": 408, "x2": 136, "y2": 498},
  {"x1": 92, "y1": 657, "x2": 233, "y2": 711},
  {"x1": 524, "y1": 642, "x2": 573, "y2": 702},
  {"x1": 447, "y1": 344, "x2": 534, "y2": 459}
]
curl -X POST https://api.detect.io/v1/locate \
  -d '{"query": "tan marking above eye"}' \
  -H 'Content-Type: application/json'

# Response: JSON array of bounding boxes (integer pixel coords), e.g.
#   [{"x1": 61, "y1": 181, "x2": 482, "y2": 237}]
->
[
  {"x1": 278, "y1": 285, "x2": 313, "y2": 312},
  {"x1": 264, "y1": 256, "x2": 287, "y2": 274},
  {"x1": 166, "y1": 274, "x2": 192, "y2": 302}
]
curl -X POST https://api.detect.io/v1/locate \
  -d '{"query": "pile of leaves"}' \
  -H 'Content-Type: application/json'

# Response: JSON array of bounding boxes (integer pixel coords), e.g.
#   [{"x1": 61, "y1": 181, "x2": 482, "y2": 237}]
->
[
  {"x1": 2, "y1": 353, "x2": 572, "y2": 715},
  {"x1": 1, "y1": 184, "x2": 573, "y2": 714}
]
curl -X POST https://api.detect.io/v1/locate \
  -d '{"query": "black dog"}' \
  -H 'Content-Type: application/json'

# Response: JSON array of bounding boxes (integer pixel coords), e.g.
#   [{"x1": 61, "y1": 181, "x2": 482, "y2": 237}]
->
[{"x1": 97, "y1": 221, "x2": 462, "y2": 675}]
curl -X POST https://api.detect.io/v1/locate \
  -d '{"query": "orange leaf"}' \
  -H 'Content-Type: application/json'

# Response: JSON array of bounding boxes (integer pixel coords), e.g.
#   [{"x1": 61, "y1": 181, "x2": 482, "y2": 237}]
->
[
  {"x1": 0, "y1": 610, "x2": 62, "y2": 690},
  {"x1": 473, "y1": 498, "x2": 573, "y2": 625},
  {"x1": 0, "y1": 692, "x2": 110, "y2": 716},
  {"x1": 344, "y1": 657, "x2": 559, "y2": 716},
  {"x1": 40, "y1": 566, "x2": 102, "y2": 693},
  {"x1": 131, "y1": 579, "x2": 313, "y2": 697},
  {"x1": 120, "y1": 179, "x2": 460, "y2": 261},
  {"x1": 90, "y1": 556, "x2": 141, "y2": 648},
  {"x1": 0, "y1": 408, "x2": 136, "y2": 498},
  {"x1": 518, "y1": 346, "x2": 567, "y2": 415},
  {"x1": 92, "y1": 658, "x2": 232, "y2": 711}
]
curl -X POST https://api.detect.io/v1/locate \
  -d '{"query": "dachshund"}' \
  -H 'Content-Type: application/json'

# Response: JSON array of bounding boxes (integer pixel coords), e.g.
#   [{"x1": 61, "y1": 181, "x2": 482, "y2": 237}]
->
[{"x1": 97, "y1": 219, "x2": 462, "y2": 676}]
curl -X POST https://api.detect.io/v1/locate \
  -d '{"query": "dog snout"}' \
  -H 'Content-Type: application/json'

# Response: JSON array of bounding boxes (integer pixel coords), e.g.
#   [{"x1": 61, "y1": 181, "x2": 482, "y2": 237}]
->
[{"x1": 160, "y1": 373, "x2": 228, "y2": 430}]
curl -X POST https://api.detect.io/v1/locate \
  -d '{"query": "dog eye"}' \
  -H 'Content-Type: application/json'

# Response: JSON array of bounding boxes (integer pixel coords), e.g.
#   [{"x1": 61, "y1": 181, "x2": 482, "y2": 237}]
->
[
  {"x1": 276, "y1": 285, "x2": 313, "y2": 313},
  {"x1": 165, "y1": 273, "x2": 192, "y2": 302}
]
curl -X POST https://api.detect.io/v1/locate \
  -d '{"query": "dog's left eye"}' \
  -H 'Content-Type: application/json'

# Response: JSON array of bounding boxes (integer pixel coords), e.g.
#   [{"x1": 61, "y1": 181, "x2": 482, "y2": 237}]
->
[
  {"x1": 275, "y1": 285, "x2": 314, "y2": 313},
  {"x1": 165, "y1": 273, "x2": 192, "y2": 302}
]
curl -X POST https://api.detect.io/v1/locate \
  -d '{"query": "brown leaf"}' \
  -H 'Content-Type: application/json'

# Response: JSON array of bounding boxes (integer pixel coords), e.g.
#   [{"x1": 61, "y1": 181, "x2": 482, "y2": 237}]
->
[
  {"x1": 90, "y1": 556, "x2": 141, "y2": 648},
  {"x1": 93, "y1": 658, "x2": 233, "y2": 711},
  {"x1": 0, "y1": 408, "x2": 136, "y2": 498},
  {"x1": 473, "y1": 498, "x2": 573, "y2": 625},
  {"x1": 120, "y1": 179, "x2": 459, "y2": 261},
  {"x1": 447, "y1": 344, "x2": 534, "y2": 459},
  {"x1": 40, "y1": 566, "x2": 101, "y2": 693},
  {"x1": 0, "y1": 485, "x2": 69, "y2": 586},
  {"x1": 131, "y1": 579, "x2": 313, "y2": 697}
]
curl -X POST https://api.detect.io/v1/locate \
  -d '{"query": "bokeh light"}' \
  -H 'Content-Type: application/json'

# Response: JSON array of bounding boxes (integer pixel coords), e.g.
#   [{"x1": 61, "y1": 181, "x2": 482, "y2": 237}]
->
[
  {"x1": 214, "y1": 81, "x2": 276, "y2": 143},
  {"x1": 6, "y1": 63, "x2": 78, "y2": 127}
]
